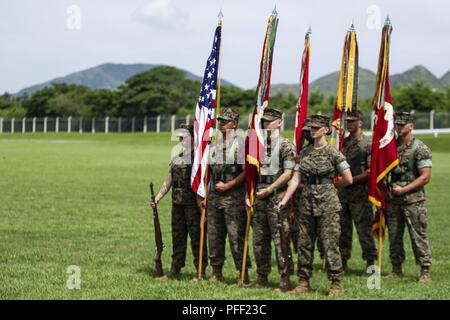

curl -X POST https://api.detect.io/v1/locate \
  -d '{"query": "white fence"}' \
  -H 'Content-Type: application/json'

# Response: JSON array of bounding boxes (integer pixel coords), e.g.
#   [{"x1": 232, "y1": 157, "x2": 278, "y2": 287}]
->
[{"x1": 1, "y1": 111, "x2": 449, "y2": 134}]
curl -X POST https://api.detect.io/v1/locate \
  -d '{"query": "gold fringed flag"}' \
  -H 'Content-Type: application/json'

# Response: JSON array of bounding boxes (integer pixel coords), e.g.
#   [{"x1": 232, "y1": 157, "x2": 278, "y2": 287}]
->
[
  {"x1": 241, "y1": 8, "x2": 279, "y2": 282},
  {"x1": 294, "y1": 28, "x2": 311, "y2": 154},
  {"x1": 330, "y1": 24, "x2": 359, "y2": 151},
  {"x1": 368, "y1": 17, "x2": 399, "y2": 271}
]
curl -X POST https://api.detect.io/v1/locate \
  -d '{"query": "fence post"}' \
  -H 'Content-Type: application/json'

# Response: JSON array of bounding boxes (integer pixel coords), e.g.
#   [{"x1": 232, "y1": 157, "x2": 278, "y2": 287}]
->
[
  {"x1": 67, "y1": 116, "x2": 71, "y2": 133},
  {"x1": 132, "y1": 117, "x2": 136, "y2": 133},
  {"x1": 56, "y1": 117, "x2": 59, "y2": 133},
  {"x1": 22, "y1": 117, "x2": 26, "y2": 133},
  {"x1": 44, "y1": 117, "x2": 47, "y2": 133},
  {"x1": 156, "y1": 115, "x2": 161, "y2": 133},
  {"x1": 79, "y1": 118, "x2": 83, "y2": 133},
  {"x1": 0, "y1": 118, "x2": 3, "y2": 134},
  {"x1": 430, "y1": 110, "x2": 435, "y2": 130},
  {"x1": 118, "y1": 117, "x2": 122, "y2": 133},
  {"x1": 33, "y1": 117, "x2": 36, "y2": 133},
  {"x1": 105, "y1": 116, "x2": 109, "y2": 133},
  {"x1": 171, "y1": 115, "x2": 176, "y2": 132},
  {"x1": 11, "y1": 118, "x2": 15, "y2": 133},
  {"x1": 92, "y1": 117, "x2": 95, "y2": 133},
  {"x1": 143, "y1": 116, "x2": 147, "y2": 133},
  {"x1": 186, "y1": 115, "x2": 190, "y2": 125}
]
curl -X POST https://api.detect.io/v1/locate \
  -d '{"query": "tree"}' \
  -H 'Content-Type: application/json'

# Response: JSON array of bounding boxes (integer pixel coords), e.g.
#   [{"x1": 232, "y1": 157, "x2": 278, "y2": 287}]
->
[
  {"x1": 84, "y1": 89, "x2": 118, "y2": 116},
  {"x1": 23, "y1": 83, "x2": 91, "y2": 116},
  {"x1": 116, "y1": 66, "x2": 199, "y2": 116},
  {"x1": 0, "y1": 93, "x2": 26, "y2": 117},
  {"x1": 392, "y1": 81, "x2": 447, "y2": 112}
]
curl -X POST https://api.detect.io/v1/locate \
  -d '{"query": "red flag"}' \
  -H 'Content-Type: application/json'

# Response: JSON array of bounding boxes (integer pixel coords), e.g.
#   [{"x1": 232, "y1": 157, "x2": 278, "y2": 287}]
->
[
  {"x1": 369, "y1": 19, "x2": 399, "y2": 240},
  {"x1": 294, "y1": 30, "x2": 311, "y2": 154}
]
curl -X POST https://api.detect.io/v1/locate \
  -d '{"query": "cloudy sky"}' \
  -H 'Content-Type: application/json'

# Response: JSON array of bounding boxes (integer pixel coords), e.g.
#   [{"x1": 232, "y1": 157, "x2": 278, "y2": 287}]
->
[{"x1": 1, "y1": 0, "x2": 449, "y2": 94}]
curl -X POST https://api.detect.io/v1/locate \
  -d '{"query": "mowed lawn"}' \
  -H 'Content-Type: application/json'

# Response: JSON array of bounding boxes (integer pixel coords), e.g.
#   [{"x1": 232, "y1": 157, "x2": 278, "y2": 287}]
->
[{"x1": 0, "y1": 132, "x2": 449, "y2": 300}]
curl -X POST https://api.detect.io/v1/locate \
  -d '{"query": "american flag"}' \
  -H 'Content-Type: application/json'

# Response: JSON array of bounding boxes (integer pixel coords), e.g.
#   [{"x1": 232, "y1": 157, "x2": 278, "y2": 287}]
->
[{"x1": 191, "y1": 25, "x2": 222, "y2": 198}]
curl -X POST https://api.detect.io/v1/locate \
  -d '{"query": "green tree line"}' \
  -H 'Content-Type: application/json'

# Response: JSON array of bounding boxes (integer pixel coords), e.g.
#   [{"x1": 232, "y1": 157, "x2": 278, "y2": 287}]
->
[{"x1": 2, "y1": 66, "x2": 450, "y2": 118}]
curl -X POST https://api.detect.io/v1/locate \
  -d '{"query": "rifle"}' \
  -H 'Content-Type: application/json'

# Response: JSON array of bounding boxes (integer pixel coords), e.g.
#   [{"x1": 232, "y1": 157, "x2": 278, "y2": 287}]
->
[
  {"x1": 275, "y1": 191, "x2": 292, "y2": 292},
  {"x1": 149, "y1": 182, "x2": 164, "y2": 278}
]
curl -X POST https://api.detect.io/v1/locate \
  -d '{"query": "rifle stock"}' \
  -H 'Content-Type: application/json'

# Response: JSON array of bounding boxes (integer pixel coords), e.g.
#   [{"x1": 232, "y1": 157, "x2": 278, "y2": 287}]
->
[{"x1": 150, "y1": 182, "x2": 164, "y2": 278}]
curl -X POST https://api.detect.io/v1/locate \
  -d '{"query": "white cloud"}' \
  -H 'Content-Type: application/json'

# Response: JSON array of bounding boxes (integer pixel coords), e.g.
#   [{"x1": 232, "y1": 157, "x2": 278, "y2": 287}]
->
[{"x1": 130, "y1": 0, "x2": 188, "y2": 30}]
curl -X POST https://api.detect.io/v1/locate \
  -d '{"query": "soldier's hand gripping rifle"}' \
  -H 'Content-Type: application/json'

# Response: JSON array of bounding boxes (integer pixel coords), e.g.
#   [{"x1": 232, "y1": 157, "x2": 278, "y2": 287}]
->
[{"x1": 150, "y1": 182, "x2": 164, "y2": 278}]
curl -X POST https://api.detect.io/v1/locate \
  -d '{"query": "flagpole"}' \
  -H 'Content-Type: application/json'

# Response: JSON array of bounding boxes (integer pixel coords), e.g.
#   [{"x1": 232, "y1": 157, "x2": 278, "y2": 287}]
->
[
  {"x1": 378, "y1": 209, "x2": 382, "y2": 274},
  {"x1": 215, "y1": 9, "x2": 224, "y2": 135},
  {"x1": 197, "y1": 169, "x2": 208, "y2": 279},
  {"x1": 240, "y1": 193, "x2": 253, "y2": 283},
  {"x1": 196, "y1": 13, "x2": 223, "y2": 280}
]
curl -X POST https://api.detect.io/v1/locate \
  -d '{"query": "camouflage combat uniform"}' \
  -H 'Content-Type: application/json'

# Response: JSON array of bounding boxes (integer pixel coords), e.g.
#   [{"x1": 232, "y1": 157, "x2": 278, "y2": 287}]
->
[
  {"x1": 339, "y1": 133, "x2": 377, "y2": 265},
  {"x1": 207, "y1": 133, "x2": 251, "y2": 272},
  {"x1": 387, "y1": 136, "x2": 432, "y2": 268},
  {"x1": 253, "y1": 134, "x2": 296, "y2": 277},
  {"x1": 169, "y1": 151, "x2": 208, "y2": 273},
  {"x1": 296, "y1": 143, "x2": 350, "y2": 281}
]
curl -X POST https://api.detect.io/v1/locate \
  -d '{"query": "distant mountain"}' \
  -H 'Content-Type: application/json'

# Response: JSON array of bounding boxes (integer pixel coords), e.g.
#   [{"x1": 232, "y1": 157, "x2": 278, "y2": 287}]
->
[
  {"x1": 15, "y1": 63, "x2": 237, "y2": 97},
  {"x1": 440, "y1": 71, "x2": 450, "y2": 88},
  {"x1": 391, "y1": 65, "x2": 442, "y2": 89},
  {"x1": 270, "y1": 65, "x2": 449, "y2": 99}
]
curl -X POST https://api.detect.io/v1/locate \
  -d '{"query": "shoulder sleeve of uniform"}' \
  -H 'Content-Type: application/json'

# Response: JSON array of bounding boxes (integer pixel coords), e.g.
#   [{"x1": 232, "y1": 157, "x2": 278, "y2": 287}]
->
[
  {"x1": 416, "y1": 140, "x2": 432, "y2": 169},
  {"x1": 330, "y1": 146, "x2": 350, "y2": 174},
  {"x1": 281, "y1": 138, "x2": 296, "y2": 170}
]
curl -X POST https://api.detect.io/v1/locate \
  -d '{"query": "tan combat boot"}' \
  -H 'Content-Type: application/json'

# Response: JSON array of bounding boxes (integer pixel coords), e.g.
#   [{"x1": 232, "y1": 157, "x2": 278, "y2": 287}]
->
[
  {"x1": 328, "y1": 279, "x2": 342, "y2": 297},
  {"x1": 419, "y1": 266, "x2": 431, "y2": 283},
  {"x1": 274, "y1": 275, "x2": 292, "y2": 293},
  {"x1": 363, "y1": 260, "x2": 375, "y2": 276},
  {"x1": 237, "y1": 270, "x2": 251, "y2": 288},
  {"x1": 288, "y1": 278, "x2": 310, "y2": 295},
  {"x1": 252, "y1": 274, "x2": 269, "y2": 288},
  {"x1": 389, "y1": 264, "x2": 403, "y2": 278},
  {"x1": 209, "y1": 267, "x2": 224, "y2": 282},
  {"x1": 157, "y1": 267, "x2": 180, "y2": 281}
]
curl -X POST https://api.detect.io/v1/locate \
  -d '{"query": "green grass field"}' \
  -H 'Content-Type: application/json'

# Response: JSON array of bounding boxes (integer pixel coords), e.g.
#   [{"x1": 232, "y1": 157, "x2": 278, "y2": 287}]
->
[{"x1": 1, "y1": 132, "x2": 449, "y2": 299}]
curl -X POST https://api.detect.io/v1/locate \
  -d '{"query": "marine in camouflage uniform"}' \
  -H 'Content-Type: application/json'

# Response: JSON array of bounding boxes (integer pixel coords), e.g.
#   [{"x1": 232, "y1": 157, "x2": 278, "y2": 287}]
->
[
  {"x1": 251, "y1": 108, "x2": 296, "y2": 292},
  {"x1": 387, "y1": 112, "x2": 432, "y2": 283},
  {"x1": 339, "y1": 111, "x2": 377, "y2": 273},
  {"x1": 285, "y1": 114, "x2": 352, "y2": 296},
  {"x1": 152, "y1": 124, "x2": 207, "y2": 280},
  {"x1": 294, "y1": 118, "x2": 325, "y2": 266},
  {"x1": 206, "y1": 108, "x2": 251, "y2": 283}
]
